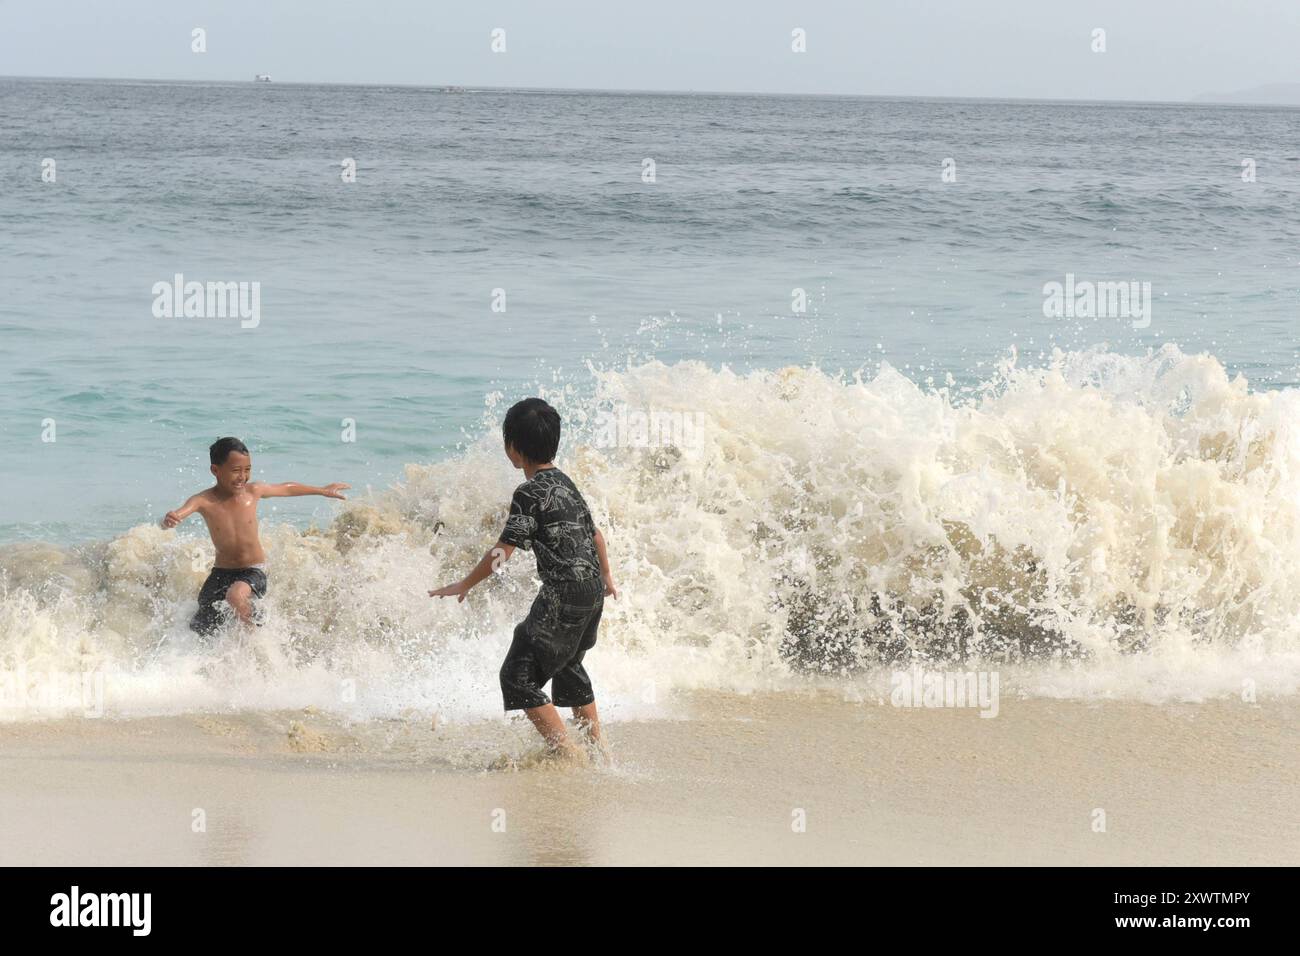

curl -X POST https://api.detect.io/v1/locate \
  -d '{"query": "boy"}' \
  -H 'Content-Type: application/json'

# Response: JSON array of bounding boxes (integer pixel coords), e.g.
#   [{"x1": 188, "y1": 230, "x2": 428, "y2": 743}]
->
[
  {"x1": 162, "y1": 437, "x2": 349, "y2": 635},
  {"x1": 430, "y1": 398, "x2": 617, "y2": 759}
]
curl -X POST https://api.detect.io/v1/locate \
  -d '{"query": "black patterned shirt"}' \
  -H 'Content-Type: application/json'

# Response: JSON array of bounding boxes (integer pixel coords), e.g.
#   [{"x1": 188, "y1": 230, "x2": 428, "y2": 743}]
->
[{"x1": 498, "y1": 467, "x2": 601, "y2": 585}]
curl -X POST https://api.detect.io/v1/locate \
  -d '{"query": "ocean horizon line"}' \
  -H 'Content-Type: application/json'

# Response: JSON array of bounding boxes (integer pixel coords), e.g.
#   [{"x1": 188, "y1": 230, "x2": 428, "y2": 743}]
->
[{"x1": 4, "y1": 72, "x2": 1296, "y2": 109}]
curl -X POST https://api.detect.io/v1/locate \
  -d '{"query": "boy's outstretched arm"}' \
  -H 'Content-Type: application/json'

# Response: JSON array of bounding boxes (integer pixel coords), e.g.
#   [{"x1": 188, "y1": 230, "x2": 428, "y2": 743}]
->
[
  {"x1": 593, "y1": 528, "x2": 618, "y2": 599},
  {"x1": 162, "y1": 494, "x2": 204, "y2": 529},
  {"x1": 253, "y1": 481, "x2": 350, "y2": 499},
  {"x1": 429, "y1": 542, "x2": 515, "y2": 603}
]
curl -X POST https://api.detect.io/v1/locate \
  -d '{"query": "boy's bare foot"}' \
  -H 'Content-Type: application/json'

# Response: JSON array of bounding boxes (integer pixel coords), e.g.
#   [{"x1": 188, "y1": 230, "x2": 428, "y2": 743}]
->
[
  {"x1": 583, "y1": 732, "x2": 612, "y2": 765},
  {"x1": 487, "y1": 751, "x2": 520, "y2": 772},
  {"x1": 547, "y1": 738, "x2": 590, "y2": 766},
  {"x1": 488, "y1": 741, "x2": 589, "y2": 772}
]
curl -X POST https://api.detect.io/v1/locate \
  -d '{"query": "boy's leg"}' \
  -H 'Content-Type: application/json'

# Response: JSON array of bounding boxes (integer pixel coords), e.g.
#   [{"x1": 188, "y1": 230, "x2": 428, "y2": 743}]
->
[
  {"x1": 571, "y1": 702, "x2": 601, "y2": 745},
  {"x1": 524, "y1": 703, "x2": 573, "y2": 750},
  {"x1": 224, "y1": 581, "x2": 255, "y2": 625},
  {"x1": 502, "y1": 623, "x2": 580, "y2": 756},
  {"x1": 555, "y1": 598, "x2": 602, "y2": 744}
]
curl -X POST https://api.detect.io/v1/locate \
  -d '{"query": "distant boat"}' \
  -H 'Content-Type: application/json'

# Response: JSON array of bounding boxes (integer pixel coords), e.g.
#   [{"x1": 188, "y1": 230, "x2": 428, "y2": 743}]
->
[
  {"x1": 441, "y1": 85, "x2": 466, "y2": 93},
  {"x1": 254, "y1": 74, "x2": 272, "y2": 83}
]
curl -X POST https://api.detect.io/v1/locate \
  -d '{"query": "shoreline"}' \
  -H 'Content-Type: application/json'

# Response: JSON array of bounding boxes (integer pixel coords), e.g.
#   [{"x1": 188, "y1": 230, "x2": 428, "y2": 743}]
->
[{"x1": 2, "y1": 691, "x2": 1295, "y2": 866}]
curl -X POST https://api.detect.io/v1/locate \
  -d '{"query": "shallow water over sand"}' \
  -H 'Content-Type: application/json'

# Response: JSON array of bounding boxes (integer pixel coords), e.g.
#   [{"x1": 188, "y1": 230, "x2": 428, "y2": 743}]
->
[{"x1": 2, "y1": 691, "x2": 1295, "y2": 866}]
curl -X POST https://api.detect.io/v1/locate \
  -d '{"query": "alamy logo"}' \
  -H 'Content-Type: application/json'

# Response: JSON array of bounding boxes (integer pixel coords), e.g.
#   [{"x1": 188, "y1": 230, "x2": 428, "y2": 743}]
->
[
  {"x1": 890, "y1": 667, "x2": 1000, "y2": 718},
  {"x1": 152, "y1": 274, "x2": 261, "y2": 328},
  {"x1": 50, "y1": 886, "x2": 151, "y2": 936},
  {"x1": 592, "y1": 406, "x2": 702, "y2": 449},
  {"x1": 1042, "y1": 273, "x2": 1151, "y2": 329}
]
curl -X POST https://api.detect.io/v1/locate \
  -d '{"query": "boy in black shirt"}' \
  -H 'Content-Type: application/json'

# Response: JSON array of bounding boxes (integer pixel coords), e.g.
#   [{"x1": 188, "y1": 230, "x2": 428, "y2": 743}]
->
[{"x1": 430, "y1": 398, "x2": 617, "y2": 759}]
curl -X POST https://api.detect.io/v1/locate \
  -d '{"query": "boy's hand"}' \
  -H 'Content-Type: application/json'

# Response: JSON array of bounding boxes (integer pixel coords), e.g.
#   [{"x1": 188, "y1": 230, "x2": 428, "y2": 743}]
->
[
  {"x1": 603, "y1": 575, "x2": 618, "y2": 600},
  {"x1": 429, "y1": 580, "x2": 471, "y2": 603},
  {"x1": 322, "y1": 483, "x2": 351, "y2": 500},
  {"x1": 161, "y1": 511, "x2": 183, "y2": 529}
]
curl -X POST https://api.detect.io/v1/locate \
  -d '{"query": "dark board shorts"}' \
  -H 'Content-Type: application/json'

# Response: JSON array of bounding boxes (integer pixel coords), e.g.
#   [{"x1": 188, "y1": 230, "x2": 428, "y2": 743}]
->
[
  {"x1": 500, "y1": 578, "x2": 604, "y2": 711},
  {"x1": 190, "y1": 566, "x2": 268, "y2": 636}
]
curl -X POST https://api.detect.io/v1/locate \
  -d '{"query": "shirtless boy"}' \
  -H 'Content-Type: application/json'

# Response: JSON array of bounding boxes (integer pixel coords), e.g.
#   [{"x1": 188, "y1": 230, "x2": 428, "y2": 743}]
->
[{"x1": 161, "y1": 437, "x2": 349, "y2": 634}]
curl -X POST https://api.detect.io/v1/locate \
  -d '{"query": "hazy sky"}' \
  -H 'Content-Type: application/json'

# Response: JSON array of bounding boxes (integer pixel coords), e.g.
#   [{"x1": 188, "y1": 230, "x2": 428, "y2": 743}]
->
[{"x1": 2, "y1": 0, "x2": 1297, "y2": 101}]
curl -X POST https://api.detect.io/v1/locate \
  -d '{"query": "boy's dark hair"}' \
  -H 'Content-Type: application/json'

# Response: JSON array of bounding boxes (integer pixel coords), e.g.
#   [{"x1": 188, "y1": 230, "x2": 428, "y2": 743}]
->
[
  {"x1": 210, "y1": 437, "x2": 250, "y2": 465},
  {"x1": 502, "y1": 398, "x2": 560, "y2": 464}
]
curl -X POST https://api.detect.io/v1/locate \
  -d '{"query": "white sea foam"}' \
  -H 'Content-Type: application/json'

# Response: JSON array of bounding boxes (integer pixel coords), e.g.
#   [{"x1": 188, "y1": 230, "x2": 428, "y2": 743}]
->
[{"x1": 4, "y1": 345, "x2": 1299, "y2": 721}]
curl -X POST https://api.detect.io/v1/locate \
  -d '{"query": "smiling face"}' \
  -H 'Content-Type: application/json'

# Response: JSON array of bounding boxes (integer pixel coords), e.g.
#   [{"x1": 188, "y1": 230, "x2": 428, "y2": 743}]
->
[{"x1": 211, "y1": 451, "x2": 252, "y2": 493}]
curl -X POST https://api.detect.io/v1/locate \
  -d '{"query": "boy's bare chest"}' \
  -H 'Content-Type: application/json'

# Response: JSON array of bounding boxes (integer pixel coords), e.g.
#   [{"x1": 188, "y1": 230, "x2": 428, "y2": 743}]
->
[{"x1": 202, "y1": 496, "x2": 260, "y2": 536}]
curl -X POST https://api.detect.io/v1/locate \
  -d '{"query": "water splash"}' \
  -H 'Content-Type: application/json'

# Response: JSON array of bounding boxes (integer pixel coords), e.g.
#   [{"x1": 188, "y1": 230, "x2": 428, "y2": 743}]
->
[{"x1": 4, "y1": 345, "x2": 1299, "y2": 721}]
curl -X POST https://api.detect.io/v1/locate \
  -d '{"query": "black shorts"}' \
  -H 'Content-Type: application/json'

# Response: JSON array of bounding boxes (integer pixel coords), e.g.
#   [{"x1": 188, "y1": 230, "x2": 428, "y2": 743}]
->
[
  {"x1": 500, "y1": 579, "x2": 604, "y2": 711},
  {"x1": 190, "y1": 566, "x2": 268, "y2": 636}
]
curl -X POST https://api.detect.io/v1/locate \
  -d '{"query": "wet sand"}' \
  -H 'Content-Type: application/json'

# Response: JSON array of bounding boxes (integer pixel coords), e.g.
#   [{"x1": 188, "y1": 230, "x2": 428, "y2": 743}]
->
[{"x1": 1, "y1": 691, "x2": 1296, "y2": 866}]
